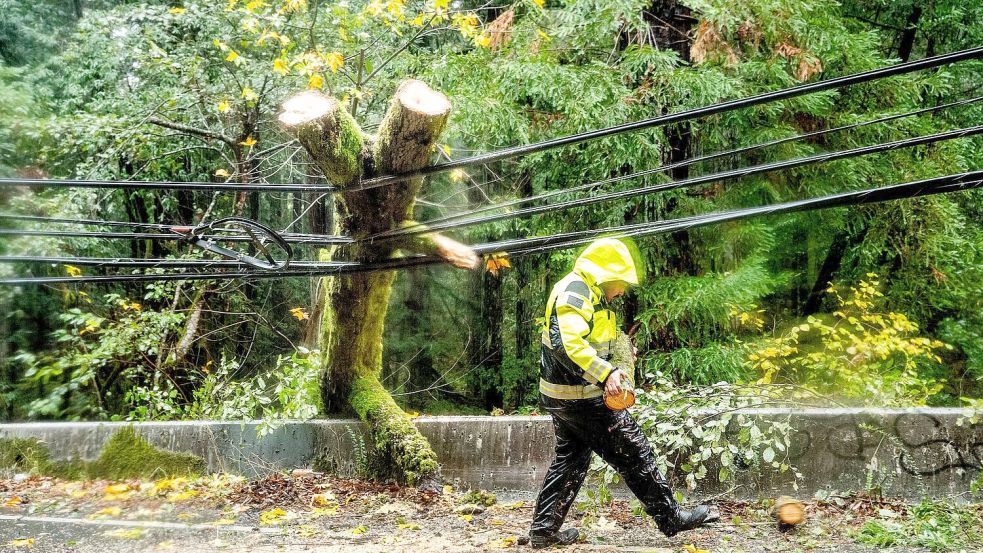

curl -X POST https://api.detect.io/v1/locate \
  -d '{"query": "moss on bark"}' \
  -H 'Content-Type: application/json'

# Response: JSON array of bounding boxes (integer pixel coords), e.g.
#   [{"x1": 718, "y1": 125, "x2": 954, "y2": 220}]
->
[{"x1": 281, "y1": 80, "x2": 459, "y2": 488}]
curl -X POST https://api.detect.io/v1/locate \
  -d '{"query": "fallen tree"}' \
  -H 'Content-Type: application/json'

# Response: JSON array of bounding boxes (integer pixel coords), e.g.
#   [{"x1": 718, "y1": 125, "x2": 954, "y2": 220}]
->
[{"x1": 279, "y1": 80, "x2": 478, "y2": 489}]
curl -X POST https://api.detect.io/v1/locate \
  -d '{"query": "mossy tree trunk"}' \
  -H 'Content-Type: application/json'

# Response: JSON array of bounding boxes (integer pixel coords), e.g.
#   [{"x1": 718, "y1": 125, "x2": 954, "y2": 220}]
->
[{"x1": 280, "y1": 81, "x2": 476, "y2": 489}]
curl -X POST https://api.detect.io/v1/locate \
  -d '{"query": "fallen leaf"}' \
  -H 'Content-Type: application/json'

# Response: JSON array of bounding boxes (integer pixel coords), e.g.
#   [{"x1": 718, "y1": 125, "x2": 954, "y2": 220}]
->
[
  {"x1": 351, "y1": 525, "x2": 368, "y2": 535},
  {"x1": 4, "y1": 496, "x2": 24, "y2": 507},
  {"x1": 397, "y1": 522, "x2": 420, "y2": 531},
  {"x1": 105, "y1": 528, "x2": 145, "y2": 540},
  {"x1": 502, "y1": 500, "x2": 524, "y2": 510},
  {"x1": 167, "y1": 490, "x2": 198, "y2": 502},
  {"x1": 260, "y1": 507, "x2": 288, "y2": 526},
  {"x1": 297, "y1": 524, "x2": 320, "y2": 537},
  {"x1": 9, "y1": 538, "x2": 34, "y2": 547},
  {"x1": 154, "y1": 540, "x2": 174, "y2": 551},
  {"x1": 458, "y1": 514, "x2": 473, "y2": 523},
  {"x1": 89, "y1": 506, "x2": 122, "y2": 519},
  {"x1": 311, "y1": 492, "x2": 336, "y2": 506},
  {"x1": 211, "y1": 518, "x2": 237, "y2": 526},
  {"x1": 683, "y1": 545, "x2": 710, "y2": 553}
]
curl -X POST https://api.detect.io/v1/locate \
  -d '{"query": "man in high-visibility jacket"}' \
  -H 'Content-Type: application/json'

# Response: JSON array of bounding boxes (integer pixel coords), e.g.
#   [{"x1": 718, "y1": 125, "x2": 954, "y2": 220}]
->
[{"x1": 528, "y1": 238, "x2": 717, "y2": 549}]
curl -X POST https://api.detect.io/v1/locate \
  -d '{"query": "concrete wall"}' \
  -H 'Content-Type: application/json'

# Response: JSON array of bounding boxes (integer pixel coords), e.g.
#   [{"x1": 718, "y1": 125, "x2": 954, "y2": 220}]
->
[{"x1": 2, "y1": 409, "x2": 980, "y2": 499}]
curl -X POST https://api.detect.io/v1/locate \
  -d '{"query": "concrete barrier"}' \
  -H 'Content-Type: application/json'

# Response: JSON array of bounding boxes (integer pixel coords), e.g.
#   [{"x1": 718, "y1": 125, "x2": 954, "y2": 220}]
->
[{"x1": 1, "y1": 409, "x2": 980, "y2": 499}]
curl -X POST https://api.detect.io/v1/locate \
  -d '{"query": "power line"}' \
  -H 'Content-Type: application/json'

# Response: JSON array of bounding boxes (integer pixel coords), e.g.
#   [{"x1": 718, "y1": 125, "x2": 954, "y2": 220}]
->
[
  {"x1": 390, "y1": 94, "x2": 983, "y2": 235},
  {"x1": 4, "y1": 170, "x2": 980, "y2": 285},
  {"x1": 0, "y1": 227, "x2": 354, "y2": 246},
  {"x1": 1, "y1": 47, "x2": 980, "y2": 195},
  {"x1": 5, "y1": 124, "x2": 980, "y2": 253},
  {"x1": 492, "y1": 170, "x2": 983, "y2": 256},
  {"x1": 0, "y1": 256, "x2": 350, "y2": 269},
  {"x1": 371, "y1": 124, "x2": 983, "y2": 240},
  {"x1": 352, "y1": 46, "x2": 983, "y2": 191}
]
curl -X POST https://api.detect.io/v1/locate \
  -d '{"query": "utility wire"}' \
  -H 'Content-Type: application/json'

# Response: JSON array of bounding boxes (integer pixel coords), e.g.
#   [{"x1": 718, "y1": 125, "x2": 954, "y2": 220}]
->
[
  {"x1": 4, "y1": 124, "x2": 980, "y2": 250},
  {"x1": 0, "y1": 227, "x2": 354, "y2": 246},
  {"x1": 0, "y1": 256, "x2": 351, "y2": 269},
  {"x1": 4, "y1": 170, "x2": 980, "y2": 285},
  {"x1": 0, "y1": 214, "x2": 352, "y2": 244},
  {"x1": 391, "y1": 94, "x2": 983, "y2": 235},
  {"x1": 6, "y1": 96, "x2": 978, "y2": 249},
  {"x1": 352, "y1": 46, "x2": 983, "y2": 191},
  {"x1": 369, "y1": 124, "x2": 983, "y2": 241},
  {"x1": 1, "y1": 47, "x2": 980, "y2": 195}
]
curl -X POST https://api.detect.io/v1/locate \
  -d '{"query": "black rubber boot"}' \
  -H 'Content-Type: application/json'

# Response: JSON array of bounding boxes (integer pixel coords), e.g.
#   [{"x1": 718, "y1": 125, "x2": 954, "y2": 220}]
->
[
  {"x1": 530, "y1": 528, "x2": 580, "y2": 549},
  {"x1": 658, "y1": 505, "x2": 719, "y2": 537}
]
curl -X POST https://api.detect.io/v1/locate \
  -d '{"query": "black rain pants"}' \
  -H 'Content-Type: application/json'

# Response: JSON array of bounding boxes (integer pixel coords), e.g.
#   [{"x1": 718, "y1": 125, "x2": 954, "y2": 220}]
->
[{"x1": 529, "y1": 395, "x2": 679, "y2": 536}]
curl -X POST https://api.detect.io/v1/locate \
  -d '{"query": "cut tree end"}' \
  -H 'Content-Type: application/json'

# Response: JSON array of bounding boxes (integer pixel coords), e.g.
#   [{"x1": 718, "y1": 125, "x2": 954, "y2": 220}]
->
[
  {"x1": 279, "y1": 91, "x2": 338, "y2": 127},
  {"x1": 395, "y1": 79, "x2": 451, "y2": 117}
]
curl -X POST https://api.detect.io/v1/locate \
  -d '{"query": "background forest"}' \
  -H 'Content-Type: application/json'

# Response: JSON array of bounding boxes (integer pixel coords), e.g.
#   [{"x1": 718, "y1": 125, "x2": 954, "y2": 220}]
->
[{"x1": 1, "y1": 0, "x2": 982, "y2": 425}]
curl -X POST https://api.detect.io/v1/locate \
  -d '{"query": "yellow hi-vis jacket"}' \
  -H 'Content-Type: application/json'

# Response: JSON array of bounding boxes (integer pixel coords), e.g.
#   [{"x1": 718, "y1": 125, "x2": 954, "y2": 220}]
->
[{"x1": 539, "y1": 238, "x2": 639, "y2": 401}]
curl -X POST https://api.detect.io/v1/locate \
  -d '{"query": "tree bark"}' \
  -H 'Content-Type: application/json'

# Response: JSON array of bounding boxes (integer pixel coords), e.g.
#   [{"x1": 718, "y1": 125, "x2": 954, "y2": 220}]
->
[
  {"x1": 897, "y1": 5, "x2": 923, "y2": 62},
  {"x1": 280, "y1": 81, "x2": 475, "y2": 488}
]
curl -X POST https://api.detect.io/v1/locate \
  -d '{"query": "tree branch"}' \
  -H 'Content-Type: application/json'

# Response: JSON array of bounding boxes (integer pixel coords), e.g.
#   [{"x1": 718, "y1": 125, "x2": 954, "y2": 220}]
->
[{"x1": 149, "y1": 117, "x2": 236, "y2": 148}]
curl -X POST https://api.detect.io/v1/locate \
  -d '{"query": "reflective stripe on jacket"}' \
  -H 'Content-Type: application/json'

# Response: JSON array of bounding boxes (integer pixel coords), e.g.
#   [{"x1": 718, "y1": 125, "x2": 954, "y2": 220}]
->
[{"x1": 539, "y1": 238, "x2": 639, "y2": 401}]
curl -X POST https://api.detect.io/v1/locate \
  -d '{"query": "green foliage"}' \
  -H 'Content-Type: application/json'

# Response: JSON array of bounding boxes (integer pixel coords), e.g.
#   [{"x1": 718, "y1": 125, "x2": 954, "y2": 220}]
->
[
  {"x1": 744, "y1": 275, "x2": 951, "y2": 404},
  {"x1": 853, "y1": 500, "x2": 983, "y2": 552}
]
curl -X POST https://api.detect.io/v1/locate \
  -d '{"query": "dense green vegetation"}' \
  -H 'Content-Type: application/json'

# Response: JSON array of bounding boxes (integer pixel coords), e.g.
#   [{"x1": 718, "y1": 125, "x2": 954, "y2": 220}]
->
[{"x1": 1, "y1": 0, "x2": 981, "y2": 428}]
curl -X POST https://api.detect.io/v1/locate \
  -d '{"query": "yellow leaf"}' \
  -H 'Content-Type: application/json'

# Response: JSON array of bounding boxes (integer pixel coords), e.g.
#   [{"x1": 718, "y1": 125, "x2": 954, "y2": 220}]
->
[
  {"x1": 167, "y1": 490, "x2": 198, "y2": 502},
  {"x1": 273, "y1": 57, "x2": 289, "y2": 75},
  {"x1": 215, "y1": 169, "x2": 230, "y2": 177},
  {"x1": 4, "y1": 496, "x2": 23, "y2": 507},
  {"x1": 439, "y1": 143, "x2": 452, "y2": 156},
  {"x1": 310, "y1": 492, "x2": 335, "y2": 506},
  {"x1": 246, "y1": 0, "x2": 267, "y2": 10},
  {"x1": 442, "y1": 485, "x2": 454, "y2": 495},
  {"x1": 351, "y1": 525, "x2": 368, "y2": 535},
  {"x1": 65, "y1": 265, "x2": 82, "y2": 277},
  {"x1": 297, "y1": 524, "x2": 319, "y2": 537},
  {"x1": 226, "y1": 50, "x2": 240, "y2": 63},
  {"x1": 89, "y1": 506, "x2": 122, "y2": 519},
  {"x1": 282, "y1": 0, "x2": 308, "y2": 12},
  {"x1": 532, "y1": 0, "x2": 544, "y2": 8},
  {"x1": 405, "y1": 410, "x2": 421, "y2": 418},
  {"x1": 239, "y1": 136, "x2": 257, "y2": 147},
  {"x1": 289, "y1": 307, "x2": 309, "y2": 321},
  {"x1": 397, "y1": 522, "x2": 420, "y2": 530},
  {"x1": 9, "y1": 538, "x2": 34, "y2": 547},
  {"x1": 105, "y1": 528, "x2": 145, "y2": 540},
  {"x1": 211, "y1": 518, "x2": 237, "y2": 526},
  {"x1": 308, "y1": 73, "x2": 324, "y2": 89},
  {"x1": 105, "y1": 484, "x2": 130, "y2": 494},
  {"x1": 168, "y1": 7, "x2": 186, "y2": 14},
  {"x1": 434, "y1": 0, "x2": 449, "y2": 10},
  {"x1": 155, "y1": 541, "x2": 175, "y2": 551},
  {"x1": 683, "y1": 545, "x2": 710, "y2": 553},
  {"x1": 311, "y1": 505, "x2": 339, "y2": 517},
  {"x1": 217, "y1": 100, "x2": 231, "y2": 113},
  {"x1": 458, "y1": 514, "x2": 473, "y2": 523},
  {"x1": 260, "y1": 507, "x2": 288, "y2": 525},
  {"x1": 325, "y1": 51, "x2": 344, "y2": 72},
  {"x1": 485, "y1": 254, "x2": 511, "y2": 276},
  {"x1": 213, "y1": 39, "x2": 227, "y2": 51},
  {"x1": 241, "y1": 87, "x2": 258, "y2": 101}
]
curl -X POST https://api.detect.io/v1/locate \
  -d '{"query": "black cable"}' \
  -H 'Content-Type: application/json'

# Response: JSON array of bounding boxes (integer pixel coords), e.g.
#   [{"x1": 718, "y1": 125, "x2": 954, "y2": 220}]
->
[
  {"x1": 0, "y1": 228, "x2": 354, "y2": 246},
  {"x1": 491, "y1": 170, "x2": 983, "y2": 256},
  {"x1": 0, "y1": 178, "x2": 336, "y2": 193},
  {"x1": 5, "y1": 124, "x2": 979, "y2": 253},
  {"x1": 2, "y1": 47, "x2": 980, "y2": 195},
  {"x1": 4, "y1": 170, "x2": 980, "y2": 285},
  {"x1": 392, "y1": 94, "x2": 983, "y2": 234},
  {"x1": 371, "y1": 124, "x2": 983, "y2": 241},
  {"x1": 352, "y1": 47, "x2": 983, "y2": 191},
  {"x1": 0, "y1": 256, "x2": 351, "y2": 269}
]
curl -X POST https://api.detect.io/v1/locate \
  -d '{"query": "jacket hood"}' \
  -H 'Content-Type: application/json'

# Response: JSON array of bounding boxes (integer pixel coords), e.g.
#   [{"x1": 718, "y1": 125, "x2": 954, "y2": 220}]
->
[{"x1": 573, "y1": 238, "x2": 639, "y2": 287}]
